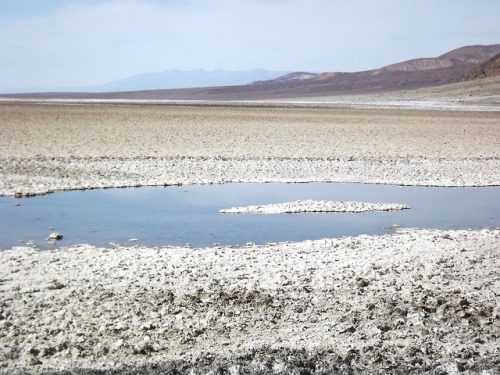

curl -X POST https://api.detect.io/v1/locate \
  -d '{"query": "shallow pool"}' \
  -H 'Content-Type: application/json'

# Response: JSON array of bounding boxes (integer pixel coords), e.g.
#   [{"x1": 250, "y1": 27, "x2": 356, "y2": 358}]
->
[{"x1": 1, "y1": 183, "x2": 499, "y2": 249}]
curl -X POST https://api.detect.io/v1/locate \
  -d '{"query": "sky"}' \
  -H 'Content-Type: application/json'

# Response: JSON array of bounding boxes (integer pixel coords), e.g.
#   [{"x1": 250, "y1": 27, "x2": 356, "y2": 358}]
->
[{"x1": 1, "y1": 0, "x2": 499, "y2": 91}]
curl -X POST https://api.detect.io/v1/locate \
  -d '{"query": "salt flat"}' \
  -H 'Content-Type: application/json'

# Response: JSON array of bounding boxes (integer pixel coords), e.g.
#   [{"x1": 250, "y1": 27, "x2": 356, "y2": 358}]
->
[
  {"x1": 0, "y1": 97, "x2": 499, "y2": 374},
  {"x1": 0, "y1": 102, "x2": 499, "y2": 196}
]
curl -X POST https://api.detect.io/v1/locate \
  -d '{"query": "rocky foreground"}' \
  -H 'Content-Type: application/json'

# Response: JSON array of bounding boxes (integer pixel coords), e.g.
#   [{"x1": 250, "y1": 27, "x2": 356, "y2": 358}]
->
[{"x1": 0, "y1": 229, "x2": 499, "y2": 374}]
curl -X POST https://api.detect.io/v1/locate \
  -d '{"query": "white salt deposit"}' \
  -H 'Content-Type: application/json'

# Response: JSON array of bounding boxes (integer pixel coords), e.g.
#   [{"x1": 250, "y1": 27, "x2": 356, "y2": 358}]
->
[{"x1": 220, "y1": 199, "x2": 410, "y2": 214}]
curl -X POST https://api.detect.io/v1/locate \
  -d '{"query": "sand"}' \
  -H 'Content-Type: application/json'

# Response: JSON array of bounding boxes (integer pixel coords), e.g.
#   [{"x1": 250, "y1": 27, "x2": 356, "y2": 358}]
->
[{"x1": 0, "y1": 98, "x2": 499, "y2": 374}]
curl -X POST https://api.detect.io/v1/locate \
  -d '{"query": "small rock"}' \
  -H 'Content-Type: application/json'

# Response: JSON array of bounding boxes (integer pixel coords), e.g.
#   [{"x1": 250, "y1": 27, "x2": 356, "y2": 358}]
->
[
  {"x1": 113, "y1": 322, "x2": 128, "y2": 331},
  {"x1": 48, "y1": 282, "x2": 65, "y2": 290},
  {"x1": 377, "y1": 324, "x2": 391, "y2": 332},
  {"x1": 113, "y1": 339, "x2": 124, "y2": 350},
  {"x1": 24, "y1": 354, "x2": 42, "y2": 366},
  {"x1": 356, "y1": 278, "x2": 369, "y2": 288},
  {"x1": 140, "y1": 322, "x2": 154, "y2": 330},
  {"x1": 71, "y1": 347, "x2": 80, "y2": 359},
  {"x1": 48, "y1": 232, "x2": 63, "y2": 240},
  {"x1": 459, "y1": 298, "x2": 470, "y2": 307}
]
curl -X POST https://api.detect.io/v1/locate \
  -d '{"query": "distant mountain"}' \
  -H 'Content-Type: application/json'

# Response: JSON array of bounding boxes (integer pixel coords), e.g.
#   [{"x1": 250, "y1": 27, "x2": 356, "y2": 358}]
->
[
  {"x1": 251, "y1": 72, "x2": 321, "y2": 84},
  {"x1": 5, "y1": 44, "x2": 500, "y2": 100},
  {"x1": 461, "y1": 52, "x2": 500, "y2": 81},
  {"x1": 253, "y1": 44, "x2": 500, "y2": 91},
  {"x1": 0, "y1": 69, "x2": 289, "y2": 94},
  {"x1": 96, "y1": 69, "x2": 290, "y2": 92}
]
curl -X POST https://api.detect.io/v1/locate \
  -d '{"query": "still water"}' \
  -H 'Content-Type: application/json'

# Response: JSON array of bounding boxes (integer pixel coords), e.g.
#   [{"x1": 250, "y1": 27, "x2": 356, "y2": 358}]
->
[{"x1": 1, "y1": 183, "x2": 499, "y2": 249}]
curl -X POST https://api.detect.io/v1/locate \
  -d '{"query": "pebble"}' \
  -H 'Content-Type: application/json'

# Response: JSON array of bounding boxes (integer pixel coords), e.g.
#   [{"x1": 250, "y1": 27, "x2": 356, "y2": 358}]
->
[
  {"x1": 48, "y1": 232, "x2": 63, "y2": 240},
  {"x1": 356, "y1": 278, "x2": 369, "y2": 288}
]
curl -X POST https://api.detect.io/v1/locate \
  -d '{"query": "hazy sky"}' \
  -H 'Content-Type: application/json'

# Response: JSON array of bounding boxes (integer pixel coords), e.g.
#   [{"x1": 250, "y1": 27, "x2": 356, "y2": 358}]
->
[{"x1": 1, "y1": 0, "x2": 499, "y2": 91}]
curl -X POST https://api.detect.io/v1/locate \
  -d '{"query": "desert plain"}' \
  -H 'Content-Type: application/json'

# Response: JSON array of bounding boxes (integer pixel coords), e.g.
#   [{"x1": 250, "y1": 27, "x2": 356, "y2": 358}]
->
[{"x1": 0, "y1": 81, "x2": 499, "y2": 374}]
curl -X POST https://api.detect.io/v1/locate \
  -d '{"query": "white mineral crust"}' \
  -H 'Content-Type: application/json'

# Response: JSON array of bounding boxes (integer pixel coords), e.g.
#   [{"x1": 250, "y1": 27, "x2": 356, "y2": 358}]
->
[{"x1": 220, "y1": 199, "x2": 410, "y2": 214}]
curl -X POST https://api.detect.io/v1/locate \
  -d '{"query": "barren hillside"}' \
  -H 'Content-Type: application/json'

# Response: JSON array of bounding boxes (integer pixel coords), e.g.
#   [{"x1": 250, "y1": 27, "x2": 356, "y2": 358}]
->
[{"x1": 461, "y1": 52, "x2": 500, "y2": 80}]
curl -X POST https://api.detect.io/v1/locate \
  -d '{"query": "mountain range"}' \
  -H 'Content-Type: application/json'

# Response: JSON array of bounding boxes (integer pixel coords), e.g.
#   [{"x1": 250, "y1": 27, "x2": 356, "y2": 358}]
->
[
  {"x1": 253, "y1": 44, "x2": 500, "y2": 88},
  {"x1": 4, "y1": 43, "x2": 500, "y2": 100},
  {"x1": 0, "y1": 69, "x2": 289, "y2": 94},
  {"x1": 95, "y1": 69, "x2": 290, "y2": 92}
]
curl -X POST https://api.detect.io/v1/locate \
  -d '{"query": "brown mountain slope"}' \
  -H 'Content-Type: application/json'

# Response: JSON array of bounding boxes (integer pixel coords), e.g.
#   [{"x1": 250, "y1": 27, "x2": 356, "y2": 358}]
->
[
  {"x1": 461, "y1": 52, "x2": 500, "y2": 80},
  {"x1": 255, "y1": 44, "x2": 500, "y2": 88},
  {"x1": 4, "y1": 44, "x2": 500, "y2": 100}
]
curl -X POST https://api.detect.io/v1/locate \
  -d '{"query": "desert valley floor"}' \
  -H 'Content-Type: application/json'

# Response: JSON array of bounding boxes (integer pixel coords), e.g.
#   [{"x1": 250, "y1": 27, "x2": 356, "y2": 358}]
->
[{"x1": 0, "y1": 90, "x2": 499, "y2": 374}]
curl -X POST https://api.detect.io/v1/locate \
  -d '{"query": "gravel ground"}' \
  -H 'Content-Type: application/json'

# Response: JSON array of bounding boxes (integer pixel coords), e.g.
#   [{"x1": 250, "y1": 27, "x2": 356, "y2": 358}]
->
[{"x1": 0, "y1": 100, "x2": 499, "y2": 374}]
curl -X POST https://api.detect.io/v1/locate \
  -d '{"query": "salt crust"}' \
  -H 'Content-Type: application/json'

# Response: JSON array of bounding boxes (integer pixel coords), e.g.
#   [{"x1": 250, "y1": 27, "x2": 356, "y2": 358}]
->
[
  {"x1": 0, "y1": 229, "x2": 499, "y2": 374},
  {"x1": 220, "y1": 199, "x2": 410, "y2": 214},
  {"x1": 1, "y1": 157, "x2": 499, "y2": 197}
]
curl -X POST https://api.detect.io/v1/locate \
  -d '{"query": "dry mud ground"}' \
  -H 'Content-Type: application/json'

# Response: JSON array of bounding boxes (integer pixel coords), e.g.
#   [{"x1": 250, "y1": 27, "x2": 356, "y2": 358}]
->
[{"x1": 0, "y1": 101, "x2": 499, "y2": 374}]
